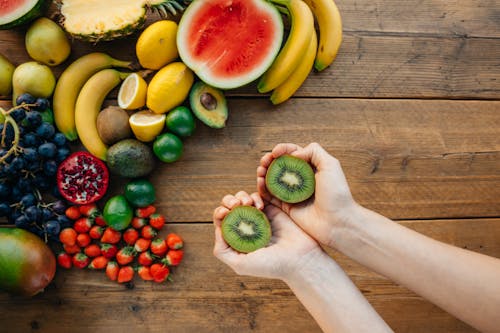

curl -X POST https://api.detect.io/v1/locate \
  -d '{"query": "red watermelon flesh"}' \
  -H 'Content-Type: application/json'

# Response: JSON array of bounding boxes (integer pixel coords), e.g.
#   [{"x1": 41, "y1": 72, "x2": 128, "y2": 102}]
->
[{"x1": 0, "y1": 0, "x2": 46, "y2": 29}]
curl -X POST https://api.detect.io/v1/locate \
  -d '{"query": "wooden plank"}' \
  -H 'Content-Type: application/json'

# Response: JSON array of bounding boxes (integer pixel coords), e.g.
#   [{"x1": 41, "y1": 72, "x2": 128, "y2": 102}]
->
[{"x1": 2, "y1": 218, "x2": 498, "y2": 332}]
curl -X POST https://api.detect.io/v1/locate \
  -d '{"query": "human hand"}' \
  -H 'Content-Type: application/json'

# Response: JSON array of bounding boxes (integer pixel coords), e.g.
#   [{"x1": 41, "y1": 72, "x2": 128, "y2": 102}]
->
[
  {"x1": 257, "y1": 142, "x2": 359, "y2": 248},
  {"x1": 213, "y1": 191, "x2": 322, "y2": 280}
]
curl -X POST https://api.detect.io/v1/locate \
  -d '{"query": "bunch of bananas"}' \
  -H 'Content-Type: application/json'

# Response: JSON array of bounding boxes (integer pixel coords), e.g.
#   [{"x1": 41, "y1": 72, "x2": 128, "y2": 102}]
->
[
  {"x1": 259, "y1": 0, "x2": 342, "y2": 104},
  {"x1": 53, "y1": 53, "x2": 134, "y2": 160}
]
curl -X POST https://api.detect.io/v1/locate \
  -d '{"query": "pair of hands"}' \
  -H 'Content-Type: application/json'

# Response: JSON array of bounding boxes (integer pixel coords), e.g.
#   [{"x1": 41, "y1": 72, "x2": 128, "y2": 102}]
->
[{"x1": 213, "y1": 142, "x2": 359, "y2": 280}]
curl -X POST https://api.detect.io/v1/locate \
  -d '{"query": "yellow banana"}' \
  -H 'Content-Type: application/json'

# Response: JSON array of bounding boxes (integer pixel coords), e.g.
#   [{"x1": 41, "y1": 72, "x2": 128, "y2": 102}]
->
[
  {"x1": 302, "y1": 0, "x2": 342, "y2": 71},
  {"x1": 270, "y1": 29, "x2": 317, "y2": 104},
  {"x1": 257, "y1": 0, "x2": 314, "y2": 93},
  {"x1": 75, "y1": 69, "x2": 129, "y2": 161},
  {"x1": 53, "y1": 52, "x2": 133, "y2": 141}
]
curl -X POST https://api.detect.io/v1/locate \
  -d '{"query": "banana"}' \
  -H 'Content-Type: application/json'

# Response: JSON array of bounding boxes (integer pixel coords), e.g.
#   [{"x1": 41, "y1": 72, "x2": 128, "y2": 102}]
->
[
  {"x1": 270, "y1": 29, "x2": 317, "y2": 105},
  {"x1": 257, "y1": 0, "x2": 314, "y2": 93},
  {"x1": 75, "y1": 69, "x2": 129, "y2": 161},
  {"x1": 302, "y1": 0, "x2": 342, "y2": 71},
  {"x1": 53, "y1": 52, "x2": 133, "y2": 141}
]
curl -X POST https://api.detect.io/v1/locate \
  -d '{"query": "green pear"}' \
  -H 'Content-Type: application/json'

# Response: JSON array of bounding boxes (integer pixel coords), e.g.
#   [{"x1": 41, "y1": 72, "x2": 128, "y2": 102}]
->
[
  {"x1": 0, "y1": 54, "x2": 15, "y2": 96},
  {"x1": 25, "y1": 17, "x2": 71, "y2": 66},
  {"x1": 12, "y1": 61, "x2": 56, "y2": 105}
]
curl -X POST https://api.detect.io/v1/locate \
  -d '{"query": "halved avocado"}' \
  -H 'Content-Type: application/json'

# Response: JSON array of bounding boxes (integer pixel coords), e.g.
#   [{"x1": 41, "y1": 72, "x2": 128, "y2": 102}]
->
[{"x1": 189, "y1": 81, "x2": 228, "y2": 129}]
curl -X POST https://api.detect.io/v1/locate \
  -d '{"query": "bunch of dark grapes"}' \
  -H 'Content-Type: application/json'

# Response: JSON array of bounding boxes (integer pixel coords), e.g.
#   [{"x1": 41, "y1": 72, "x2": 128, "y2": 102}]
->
[{"x1": 0, "y1": 93, "x2": 72, "y2": 241}]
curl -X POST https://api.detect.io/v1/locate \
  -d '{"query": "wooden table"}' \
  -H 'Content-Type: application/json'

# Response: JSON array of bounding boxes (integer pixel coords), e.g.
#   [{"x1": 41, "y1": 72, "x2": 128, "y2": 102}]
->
[{"x1": 1, "y1": 1, "x2": 499, "y2": 332}]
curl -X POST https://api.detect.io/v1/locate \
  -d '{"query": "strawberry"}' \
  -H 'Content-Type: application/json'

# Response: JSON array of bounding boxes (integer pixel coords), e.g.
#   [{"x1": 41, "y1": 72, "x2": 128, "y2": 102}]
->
[
  {"x1": 74, "y1": 217, "x2": 93, "y2": 234},
  {"x1": 131, "y1": 217, "x2": 147, "y2": 229},
  {"x1": 135, "y1": 205, "x2": 156, "y2": 218},
  {"x1": 101, "y1": 228, "x2": 121, "y2": 244},
  {"x1": 106, "y1": 261, "x2": 119, "y2": 281},
  {"x1": 123, "y1": 228, "x2": 139, "y2": 245},
  {"x1": 149, "y1": 213, "x2": 165, "y2": 230},
  {"x1": 94, "y1": 215, "x2": 106, "y2": 227},
  {"x1": 59, "y1": 228, "x2": 77, "y2": 246},
  {"x1": 117, "y1": 266, "x2": 134, "y2": 283},
  {"x1": 141, "y1": 225, "x2": 157, "y2": 240},
  {"x1": 134, "y1": 238, "x2": 151, "y2": 253},
  {"x1": 100, "y1": 243, "x2": 118, "y2": 259},
  {"x1": 88, "y1": 256, "x2": 108, "y2": 270},
  {"x1": 137, "y1": 266, "x2": 154, "y2": 281},
  {"x1": 84, "y1": 244, "x2": 101, "y2": 258},
  {"x1": 116, "y1": 246, "x2": 136, "y2": 266},
  {"x1": 76, "y1": 233, "x2": 91, "y2": 248},
  {"x1": 63, "y1": 243, "x2": 81, "y2": 255},
  {"x1": 165, "y1": 249, "x2": 184, "y2": 266},
  {"x1": 89, "y1": 225, "x2": 104, "y2": 240},
  {"x1": 150, "y1": 263, "x2": 170, "y2": 283},
  {"x1": 166, "y1": 233, "x2": 183, "y2": 249},
  {"x1": 138, "y1": 251, "x2": 154, "y2": 266},
  {"x1": 150, "y1": 238, "x2": 167, "y2": 256},
  {"x1": 79, "y1": 203, "x2": 99, "y2": 217},
  {"x1": 57, "y1": 252, "x2": 72, "y2": 269},
  {"x1": 72, "y1": 253, "x2": 89, "y2": 269},
  {"x1": 65, "y1": 206, "x2": 81, "y2": 220}
]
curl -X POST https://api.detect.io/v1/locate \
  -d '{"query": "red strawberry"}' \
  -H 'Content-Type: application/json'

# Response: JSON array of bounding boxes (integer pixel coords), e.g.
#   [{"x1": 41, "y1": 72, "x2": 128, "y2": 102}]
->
[
  {"x1": 149, "y1": 213, "x2": 165, "y2": 230},
  {"x1": 131, "y1": 217, "x2": 147, "y2": 229},
  {"x1": 141, "y1": 225, "x2": 157, "y2": 239},
  {"x1": 165, "y1": 249, "x2": 184, "y2": 266},
  {"x1": 137, "y1": 266, "x2": 154, "y2": 281},
  {"x1": 94, "y1": 215, "x2": 106, "y2": 227},
  {"x1": 150, "y1": 238, "x2": 167, "y2": 256},
  {"x1": 72, "y1": 253, "x2": 89, "y2": 269},
  {"x1": 138, "y1": 251, "x2": 154, "y2": 266},
  {"x1": 74, "y1": 217, "x2": 93, "y2": 233},
  {"x1": 166, "y1": 233, "x2": 183, "y2": 249},
  {"x1": 89, "y1": 225, "x2": 104, "y2": 240},
  {"x1": 76, "y1": 233, "x2": 91, "y2": 248},
  {"x1": 116, "y1": 246, "x2": 136, "y2": 266},
  {"x1": 101, "y1": 228, "x2": 121, "y2": 244},
  {"x1": 63, "y1": 243, "x2": 81, "y2": 255},
  {"x1": 84, "y1": 244, "x2": 101, "y2": 258},
  {"x1": 135, "y1": 205, "x2": 156, "y2": 218},
  {"x1": 65, "y1": 206, "x2": 81, "y2": 220},
  {"x1": 57, "y1": 252, "x2": 72, "y2": 269},
  {"x1": 88, "y1": 256, "x2": 108, "y2": 270},
  {"x1": 100, "y1": 243, "x2": 118, "y2": 259},
  {"x1": 117, "y1": 266, "x2": 134, "y2": 283},
  {"x1": 123, "y1": 228, "x2": 139, "y2": 245},
  {"x1": 150, "y1": 263, "x2": 170, "y2": 283},
  {"x1": 106, "y1": 261, "x2": 119, "y2": 281},
  {"x1": 59, "y1": 228, "x2": 77, "y2": 246},
  {"x1": 79, "y1": 203, "x2": 99, "y2": 217},
  {"x1": 134, "y1": 238, "x2": 151, "y2": 253}
]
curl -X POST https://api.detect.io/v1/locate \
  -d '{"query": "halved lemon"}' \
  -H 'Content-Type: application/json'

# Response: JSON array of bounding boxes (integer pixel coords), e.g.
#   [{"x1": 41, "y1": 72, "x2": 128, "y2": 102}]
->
[
  {"x1": 129, "y1": 110, "x2": 166, "y2": 142},
  {"x1": 118, "y1": 73, "x2": 147, "y2": 110}
]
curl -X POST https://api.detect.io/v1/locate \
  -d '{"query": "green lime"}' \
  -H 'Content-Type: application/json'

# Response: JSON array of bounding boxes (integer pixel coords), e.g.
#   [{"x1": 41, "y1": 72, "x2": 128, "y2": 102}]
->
[
  {"x1": 103, "y1": 195, "x2": 133, "y2": 231},
  {"x1": 153, "y1": 132, "x2": 183, "y2": 163},
  {"x1": 124, "y1": 179, "x2": 156, "y2": 207},
  {"x1": 165, "y1": 106, "x2": 196, "y2": 137}
]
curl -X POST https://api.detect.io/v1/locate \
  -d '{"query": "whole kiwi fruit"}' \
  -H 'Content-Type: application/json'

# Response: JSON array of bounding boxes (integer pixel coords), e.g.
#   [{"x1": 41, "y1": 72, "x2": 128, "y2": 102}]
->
[
  {"x1": 265, "y1": 155, "x2": 315, "y2": 203},
  {"x1": 221, "y1": 206, "x2": 272, "y2": 253},
  {"x1": 97, "y1": 106, "x2": 132, "y2": 145}
]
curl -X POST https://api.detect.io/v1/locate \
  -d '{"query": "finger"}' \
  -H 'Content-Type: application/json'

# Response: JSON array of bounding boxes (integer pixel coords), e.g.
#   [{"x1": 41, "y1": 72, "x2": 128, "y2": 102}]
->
[
  {"x1": 291, "y1": 142, "x2": 338, "y2": 170},
  {"x1": 256, "y1": 165, "x2": 267, "y2": 178},
  {"x1": 250, "y1": 192, "x2": 264, "y2": 209},
  {"x1": 213, "y1": 206, "x2": 230, "y2": 227},
  {"x1": 221, "y1": 194, "x2": 241, "y2": 209},
  {"x1": 271, "y1": 143, "x2": 303, "y2": 158},
  {"x1": 213, "y1": 227, "x2": 242, "y2": 267},
  {"x1": 257, "y1": 176, "x2": 272, "y2": 201},
  {"x1": 259, "y1": 152, "x2": 274, "y2": 169},
  {"x1": 234, "y1": 191, "x2": 253, "y2": 206}
]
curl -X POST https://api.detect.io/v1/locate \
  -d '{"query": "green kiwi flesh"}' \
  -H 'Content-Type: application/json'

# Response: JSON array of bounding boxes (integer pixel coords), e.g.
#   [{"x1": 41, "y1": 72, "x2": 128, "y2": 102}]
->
[
  {"x1": 221, "y1": 206, "x2": 272, "y2": 253},
  {"x1": 265, "y1": 155, "x2": 315, "y2": 203}
]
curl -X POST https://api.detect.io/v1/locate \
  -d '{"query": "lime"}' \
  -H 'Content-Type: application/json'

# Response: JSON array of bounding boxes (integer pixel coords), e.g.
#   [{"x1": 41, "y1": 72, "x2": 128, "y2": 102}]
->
[
  {"x1": 165, "y1": 106, "x2": 196, "y2": 137},
  {"x1": 103, "y1": 195, "x2": 133, "y2": 231},
  {"x1": 124, "y1": 179, "x2": 156, "y2": 207},
  {"x1": 153, "y1": 133, "x2": 183, "y2": 163}
]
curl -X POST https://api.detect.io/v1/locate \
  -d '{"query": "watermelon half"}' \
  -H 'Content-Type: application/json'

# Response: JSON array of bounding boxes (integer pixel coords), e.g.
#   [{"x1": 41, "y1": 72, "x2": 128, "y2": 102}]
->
[
  {"x1": 177, "y1": 0, "x2": 283, "y2": 90},
  {"x1": 0, "y1": 0, "x2": 47, "y2": 30}
]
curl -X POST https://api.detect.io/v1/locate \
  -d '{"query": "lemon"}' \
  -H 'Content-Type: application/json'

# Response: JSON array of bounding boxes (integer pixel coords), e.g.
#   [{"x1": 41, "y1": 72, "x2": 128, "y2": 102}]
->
[
  {"x1": 136, "y1": 20, "x2": 179, "y2": 70},
  {"x1": 118, "y1": 73, "x2": 147, "y2": 110},
  {"x1": 147, "y1": 62, "x2": 194, "y2": 114},
  {"x1": 129, "y1": 110, "x2": 166, "y2": 142}
]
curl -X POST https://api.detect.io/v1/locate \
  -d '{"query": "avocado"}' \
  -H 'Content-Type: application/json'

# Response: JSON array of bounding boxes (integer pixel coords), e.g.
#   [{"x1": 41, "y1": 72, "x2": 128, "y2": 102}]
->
[
  {"x1": 189, "y1": 81, "x2": 228, "y2": 128},
  {"x1": 106, "y1": 139, "x2": 155, "y2": 178}
]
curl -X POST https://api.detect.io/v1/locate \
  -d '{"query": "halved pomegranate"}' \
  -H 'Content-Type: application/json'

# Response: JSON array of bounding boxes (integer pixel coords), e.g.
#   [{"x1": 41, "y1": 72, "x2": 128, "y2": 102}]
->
[{"x1": 57, "y1": 151, "x2": 109, "y2": 204}]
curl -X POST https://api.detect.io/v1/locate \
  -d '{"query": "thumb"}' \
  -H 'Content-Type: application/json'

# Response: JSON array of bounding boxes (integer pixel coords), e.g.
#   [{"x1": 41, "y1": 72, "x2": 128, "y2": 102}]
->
[{"x1": 291, "y1": 142, "x2": 338, "y2": 171}]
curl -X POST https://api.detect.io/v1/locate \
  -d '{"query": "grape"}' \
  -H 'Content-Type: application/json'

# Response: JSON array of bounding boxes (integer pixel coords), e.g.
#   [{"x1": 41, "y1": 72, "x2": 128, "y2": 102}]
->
[
  {"x1": 23, "y1": 147, "x2": 39, "y2": 162},
  {"x1": 52, "y1": 132, "x2": 67, "y2": 147},
  {"x1": 16, "y1": 93, "x2": 36, "y2": 105},
  {"x1": 22, "y1": 133, "x2": 39, "y2": 147},
  {"x1": 0, "y1": 202, "x2": 11, "y2": 217},
  {"x1": 44, "y1": 220, "x2": 61, "y2": 236},
  {"x1": 43, "y1": 160, "x2": 58, "y2": 176},
  {"x1": 38, "y1": 142, "x2": 57, "y2": 159},
  {"x1": 35, "y1": 98, "x2": 50, "y2": 111},
  {"x1": 25, "y1": 205, "x2": 42, "y2": 222},
  {"x1": 51, "y1": 200, "x2": 67, "y2": 215},
  {"x1": 36, "y1": 123, "x2": 55, "y2": 139},
  {"x1": 15, "y1": 214, "x2": 31, "y2": 228},
  {"x1": 25, "y1": 111, "x2": 42, "y2": 128},
  {"x1": 20, "y1": 193, "x2": 36, "y2": 207},
  {"x1": 0, "y1": 182, "x2": 11, "y2": 198},
  {"x1": 56, "y1": 147, "x2": 71, "y2": 163},
  {"x1": 57, "y1": 215, "x2": 72, "y2": 229},
  {"x1": 10, "y1": 108, "x2": 26, "y2": 122},
  {"x1": 10, "y1": 156, "x2": 26, "y2": 171}
]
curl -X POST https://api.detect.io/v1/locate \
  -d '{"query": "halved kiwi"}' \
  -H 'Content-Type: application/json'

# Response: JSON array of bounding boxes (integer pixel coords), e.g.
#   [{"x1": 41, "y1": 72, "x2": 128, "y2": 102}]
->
[
  {"x1": 265, "y1": 155, "x2": 315, "y2": 203},
  {"x1": 221, "y1": 206, "x2": 272, "y2": 253}
]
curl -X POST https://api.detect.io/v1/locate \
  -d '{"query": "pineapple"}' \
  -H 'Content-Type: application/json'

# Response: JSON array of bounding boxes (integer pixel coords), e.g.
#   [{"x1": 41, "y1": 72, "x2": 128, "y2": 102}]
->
[{"x1": 58, "y1": 0, "x2": 190, "y2": 42}]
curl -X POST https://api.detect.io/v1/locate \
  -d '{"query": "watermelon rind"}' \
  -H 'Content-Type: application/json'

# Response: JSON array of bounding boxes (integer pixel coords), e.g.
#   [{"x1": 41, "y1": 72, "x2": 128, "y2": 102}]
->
[{"x1": 0, "y1": 0, "x2": 48, "y2": 30}]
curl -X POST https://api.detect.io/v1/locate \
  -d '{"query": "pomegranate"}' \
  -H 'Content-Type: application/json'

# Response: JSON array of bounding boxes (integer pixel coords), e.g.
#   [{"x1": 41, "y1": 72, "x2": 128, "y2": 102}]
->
[{"x1": 57, "y1": 151, "x2": 109, "y2": 204}]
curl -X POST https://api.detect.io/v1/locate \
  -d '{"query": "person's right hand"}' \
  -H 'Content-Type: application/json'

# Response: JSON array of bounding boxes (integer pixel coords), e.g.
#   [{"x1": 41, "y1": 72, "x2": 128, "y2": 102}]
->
[{"x1": 257, "y1": 142, "x2": 360, "y2": 248}]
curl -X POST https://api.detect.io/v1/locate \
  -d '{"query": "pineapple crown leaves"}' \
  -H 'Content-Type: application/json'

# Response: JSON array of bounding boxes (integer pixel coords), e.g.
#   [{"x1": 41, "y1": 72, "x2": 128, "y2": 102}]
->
[{"x1": 148, "y1": 0, "x2": 192, "y2": 17}]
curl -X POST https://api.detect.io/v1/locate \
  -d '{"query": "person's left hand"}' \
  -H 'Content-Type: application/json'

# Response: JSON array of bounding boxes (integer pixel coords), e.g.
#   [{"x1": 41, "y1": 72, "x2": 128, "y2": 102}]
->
[{"x1": 213, "y1": 191, "x2": 323, "y2": 280}]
